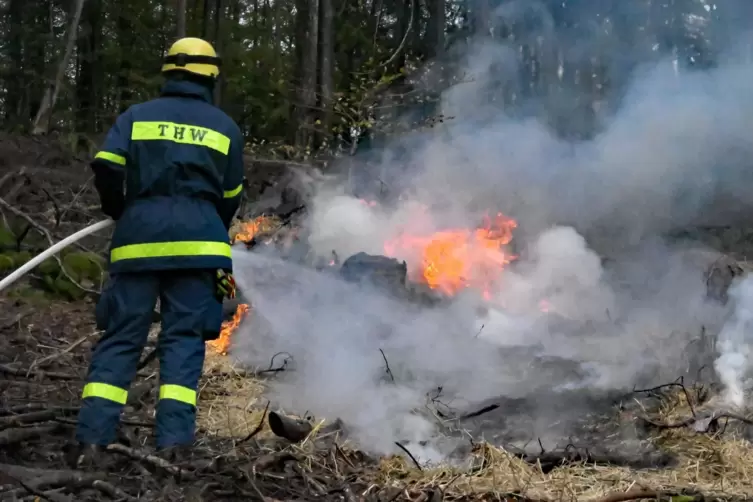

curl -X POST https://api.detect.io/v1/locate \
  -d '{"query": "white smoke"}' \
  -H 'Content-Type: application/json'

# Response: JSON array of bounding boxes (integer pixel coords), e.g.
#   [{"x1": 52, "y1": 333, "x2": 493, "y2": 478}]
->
[
  {"x1": 715, "y1": 274, "x2": 753, "y2": 408},
  {"x1": 228, "y1": 2, "x2": 753, "y2": 456}
]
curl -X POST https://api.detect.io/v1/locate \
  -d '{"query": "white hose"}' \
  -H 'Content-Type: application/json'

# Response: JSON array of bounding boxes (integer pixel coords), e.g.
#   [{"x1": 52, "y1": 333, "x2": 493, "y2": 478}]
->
[{"x1": 0, "y1": 219, "x2": 114, "y2": 293}]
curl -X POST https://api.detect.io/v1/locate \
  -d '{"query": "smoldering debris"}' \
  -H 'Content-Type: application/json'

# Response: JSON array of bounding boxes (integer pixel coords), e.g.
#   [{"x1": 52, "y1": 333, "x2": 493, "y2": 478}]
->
[{"x1": 225, "y1": 1, "x2": 753, "y2": 466}]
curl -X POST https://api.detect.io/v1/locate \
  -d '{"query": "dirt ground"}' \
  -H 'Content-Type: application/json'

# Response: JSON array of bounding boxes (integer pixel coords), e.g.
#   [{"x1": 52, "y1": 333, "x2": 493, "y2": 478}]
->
[{"x1": 2, "y1": 135, "x2": 753, "y2": 501}]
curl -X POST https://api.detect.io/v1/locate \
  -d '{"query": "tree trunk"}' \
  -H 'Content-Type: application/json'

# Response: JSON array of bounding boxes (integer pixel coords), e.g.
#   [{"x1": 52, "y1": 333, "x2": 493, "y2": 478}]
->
[
  {"x1": 32, "y1": 0, "x2": 86, "y2": 135},
  {"x1": 5, "y1": 0, "x2": 24, "y2": 127},
  {"x1": 318, "y1": 0, "x2": 334, "y2": 147},
  {"x1": 212, "y1": 0, "x2": 222, "y2": 105},
  {"x1": 426, "y1": 0, "x2": 445, "y2": 58},
  {"x1": 296, "y1": 0, "x2": 319, "y2": 150},
  {"x1": 474, "y1": 0, "x2": 490, "y2": 37},
  {"x1": 176, "y1": 0, "x2": 187, "y2": 38},
  {"x1": 201, "y1": 0, "x2": 211, "y2": 39},
  {"x1": 76, "y1": 0, "x2": 102, "y2": 134},
  {"x1": 116, "y1": 2, "x2": 134, "y2": 113}
]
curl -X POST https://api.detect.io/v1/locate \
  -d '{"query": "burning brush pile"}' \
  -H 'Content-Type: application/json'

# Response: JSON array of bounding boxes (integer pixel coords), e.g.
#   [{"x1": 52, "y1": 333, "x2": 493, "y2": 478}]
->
[
  {"x1": 209, "y1": 204, "x2": 520, "y2": 356},
  {"x1": 194, "y1": 184, "x2": 753, "y2": 501}
]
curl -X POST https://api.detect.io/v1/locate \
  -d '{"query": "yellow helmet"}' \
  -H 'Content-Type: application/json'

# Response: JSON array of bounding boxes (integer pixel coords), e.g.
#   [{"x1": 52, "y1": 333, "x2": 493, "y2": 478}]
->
[{"x1": 161, "y1": 37, "x2": 221, "y2": 78}]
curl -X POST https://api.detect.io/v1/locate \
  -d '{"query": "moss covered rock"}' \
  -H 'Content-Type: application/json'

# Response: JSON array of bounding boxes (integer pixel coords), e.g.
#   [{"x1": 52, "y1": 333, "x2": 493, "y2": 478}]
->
[
  {"x1": 0, "y1": 253, "x2": 13, "y2": 272},
  {"x1": 0, "y1": 226, "x2": 15, "y2": 249},
  {"x1": 34, "y1": 251, "x2": 107, "y2": 299},
  {"x1": 37, "y1": 257, "x2": 61, "y2": 275},
  {"x1": 62, "y1": 251, "x2": 106, "y2": 284}
]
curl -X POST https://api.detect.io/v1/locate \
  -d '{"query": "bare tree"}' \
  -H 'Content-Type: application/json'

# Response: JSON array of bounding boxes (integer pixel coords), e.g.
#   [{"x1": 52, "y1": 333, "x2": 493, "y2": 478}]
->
[
  {"x1": 177, "y1": 0, "x2": 187, "y2": 38},
  {"x1": 32, "y1": 0, "x2": 86, "y2": 135},
  {"x1": 318, "y1": 0, "x2": 334, "y2": 143}
]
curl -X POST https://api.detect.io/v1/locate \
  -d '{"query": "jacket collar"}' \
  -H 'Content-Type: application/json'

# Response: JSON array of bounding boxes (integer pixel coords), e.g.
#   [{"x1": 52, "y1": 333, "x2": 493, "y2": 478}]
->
[{"x1": 160, "y1": 78, "x2": 213, "y2": 103}]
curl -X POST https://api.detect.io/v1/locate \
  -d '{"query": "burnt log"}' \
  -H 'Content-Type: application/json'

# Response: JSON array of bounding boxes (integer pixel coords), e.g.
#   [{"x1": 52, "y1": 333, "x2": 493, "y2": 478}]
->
[
  {"x1": 267, "y1": 411, "x2": 313, "y2": 443},
  {"x1": 339, "y1": 252, "x2": 407, "y2": 296}
]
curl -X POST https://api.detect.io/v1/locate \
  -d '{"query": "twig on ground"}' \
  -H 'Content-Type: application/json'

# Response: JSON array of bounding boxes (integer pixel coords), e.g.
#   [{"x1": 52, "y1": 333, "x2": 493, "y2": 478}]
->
[
  {"x1": 459, "y1": 403, "x2": 500, "y2": 420},
  {"x1": 58, "y1": 176, "x2": 93, "y2": 223},
  {"x1": 633, "y1": 378, "x2": 696, "y2": 417},
  {"x1": 255, "y1": 352, "x2": 292, "y2": 375},
  {"x1": 0, "y1": 310, "x2": 32, "y2": 331},
  {"x1": 90, "y1": 479, "x2": 137, "y2": 501},
  {"x1": 238, "y1": 401, "x2": 270, "y2": 444},
  {"x1": 27, "y1": 333, "x2": 93, "y2": 374},
  {"x1": 394, "y1": 442, "x2": 422, "y2": 470},
  {"x1": 0, "y1": 363, "x2": 80, "y2": 380},
  {"x1": 594, "y1": 489, "x2": 665, "y2": 502},
  {"x1": 379, "y1": 349, "x2": 395, "y2": 382}
]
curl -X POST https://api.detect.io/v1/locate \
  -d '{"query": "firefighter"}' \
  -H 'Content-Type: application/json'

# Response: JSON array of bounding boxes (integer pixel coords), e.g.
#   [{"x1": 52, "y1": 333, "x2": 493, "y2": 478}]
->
[{"x1": 72, "y1": 37, "x2": 244, "y2": 464}]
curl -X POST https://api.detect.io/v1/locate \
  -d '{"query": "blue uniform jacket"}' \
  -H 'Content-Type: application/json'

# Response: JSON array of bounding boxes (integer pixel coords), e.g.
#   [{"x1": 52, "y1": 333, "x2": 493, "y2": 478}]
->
[{"x1": 91, "y1": 78, "x2": 244, "y2": 274}]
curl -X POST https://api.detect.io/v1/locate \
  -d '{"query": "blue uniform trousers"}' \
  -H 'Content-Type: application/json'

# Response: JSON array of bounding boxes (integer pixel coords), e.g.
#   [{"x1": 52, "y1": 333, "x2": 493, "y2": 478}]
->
[{"x1": 76, "y1": 270, "x2": 222, "y2": 448}]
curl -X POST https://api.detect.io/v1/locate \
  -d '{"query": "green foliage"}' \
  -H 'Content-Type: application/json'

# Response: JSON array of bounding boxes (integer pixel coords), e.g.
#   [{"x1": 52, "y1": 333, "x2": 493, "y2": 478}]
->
[
  {"x1": 0, "y1": 227, "x2": 15, "y2": 249},
  {"x1": 2, "y1": 250, "x2": 107, "y2": 301}
]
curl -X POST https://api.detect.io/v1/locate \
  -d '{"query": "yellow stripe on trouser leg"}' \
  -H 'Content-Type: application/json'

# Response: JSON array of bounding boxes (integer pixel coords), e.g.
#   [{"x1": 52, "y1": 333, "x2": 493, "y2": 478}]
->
[
  {"x1": 159, "y1": 384, "x2": 197, "y2": 406},
  {"x1": 82, "y1": 382, "x2": 128, "y2": 404}
]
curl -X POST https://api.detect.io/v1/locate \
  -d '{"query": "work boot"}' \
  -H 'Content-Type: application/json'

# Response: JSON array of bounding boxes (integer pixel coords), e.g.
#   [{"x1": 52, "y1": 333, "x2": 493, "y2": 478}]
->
[{"x1": 67, "y1": 442, "x2": 109, "y2": 470}]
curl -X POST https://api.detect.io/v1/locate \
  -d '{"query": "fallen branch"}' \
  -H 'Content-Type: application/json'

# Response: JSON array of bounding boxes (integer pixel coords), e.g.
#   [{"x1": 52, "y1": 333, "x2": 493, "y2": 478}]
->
[
  {"x1": 0, "y1": 424, "x2": 62, "y2": 445},
  {"x1": 0, "y1": 409, "x2": 66, "y2": 429},
  {"x1": 0, "y1": 463, "x2": 134, "y2": 501},
  {"x1": 106, "y1": 443, "x2": 192, "y2": 478},
  {"x1": 0, "y1": 363, "x2": 80, "y2": 380},
  {"x1": 593, "y1": 489, "x2": 700, "y2": 502}
]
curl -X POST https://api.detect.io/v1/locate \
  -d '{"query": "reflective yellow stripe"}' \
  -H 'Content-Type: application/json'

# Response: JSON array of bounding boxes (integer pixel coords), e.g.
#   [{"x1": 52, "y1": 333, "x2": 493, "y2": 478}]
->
[
  {"x1": 223, "y1": 183, "x2": 243, "y2": 198},
  {"x1": 131, "y1": 121, "x2": 230, "y2": 155},
  {"x1": 95, "y1": 151, "x2": 126, "y2": 166},
  {"x1": 82, "y1": 382, "x2": 128, "y2": 404},
  {"x1": 110, "y1": 241, "x2": 231, "y2": 263},
  {"x1": 159, "y1": 384, "x2": 197, "y2": 406}
]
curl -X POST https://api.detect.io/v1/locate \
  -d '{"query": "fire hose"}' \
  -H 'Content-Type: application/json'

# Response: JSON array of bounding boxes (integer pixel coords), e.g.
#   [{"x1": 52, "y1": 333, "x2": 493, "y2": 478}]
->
[{"x1": 0, "y1": 219, "x2": 114, "y2": 294}]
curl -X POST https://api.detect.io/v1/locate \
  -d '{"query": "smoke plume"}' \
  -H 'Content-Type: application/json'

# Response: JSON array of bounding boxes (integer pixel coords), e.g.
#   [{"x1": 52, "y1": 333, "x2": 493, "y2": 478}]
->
[{"x1": 231, "y1": 1, "x2": 753, "y2": 458}]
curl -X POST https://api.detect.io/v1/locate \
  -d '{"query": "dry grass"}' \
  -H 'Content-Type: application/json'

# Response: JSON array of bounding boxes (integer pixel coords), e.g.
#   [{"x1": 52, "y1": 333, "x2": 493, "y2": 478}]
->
[
  {"x1": 374, "y1": 433, "x2": 753, "y2": 500},
  {"x1": 196, "y1": 351, "x2": 271, "y2": 439},
  {"x1": 377, "y1": 389, "x2": 753, "y2": 500},
  {"x1": 194, "y1": 353, "x2": 753, "y2": 501}
]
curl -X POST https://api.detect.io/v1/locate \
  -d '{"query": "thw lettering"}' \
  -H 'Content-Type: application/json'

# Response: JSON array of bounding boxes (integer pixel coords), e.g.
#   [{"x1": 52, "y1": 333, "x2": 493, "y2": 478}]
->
[
  {"x1": 173, "y1": 126, "x2": 186, "y2": 140},
  {"x1": 190, "y1": 128, "x2": 207, "y2": 142}
]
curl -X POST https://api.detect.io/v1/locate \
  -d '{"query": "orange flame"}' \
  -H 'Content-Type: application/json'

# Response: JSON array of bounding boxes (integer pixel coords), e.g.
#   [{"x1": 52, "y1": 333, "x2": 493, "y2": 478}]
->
[
  {"x1": 384, "y1": 212, "x2": 517, "y2": 297},
  {"x1": 207, "y1": 303, "x2": 250, "y2": 355},
  {"x1": 231, "y1": 215, "x2": 283, "y2": 244}
]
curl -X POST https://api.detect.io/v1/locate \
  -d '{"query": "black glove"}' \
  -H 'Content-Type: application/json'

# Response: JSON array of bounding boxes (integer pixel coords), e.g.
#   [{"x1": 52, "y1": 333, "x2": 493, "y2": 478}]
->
[{"x1": 215, "y1": 269, "x2": 236, "y2": 301}]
